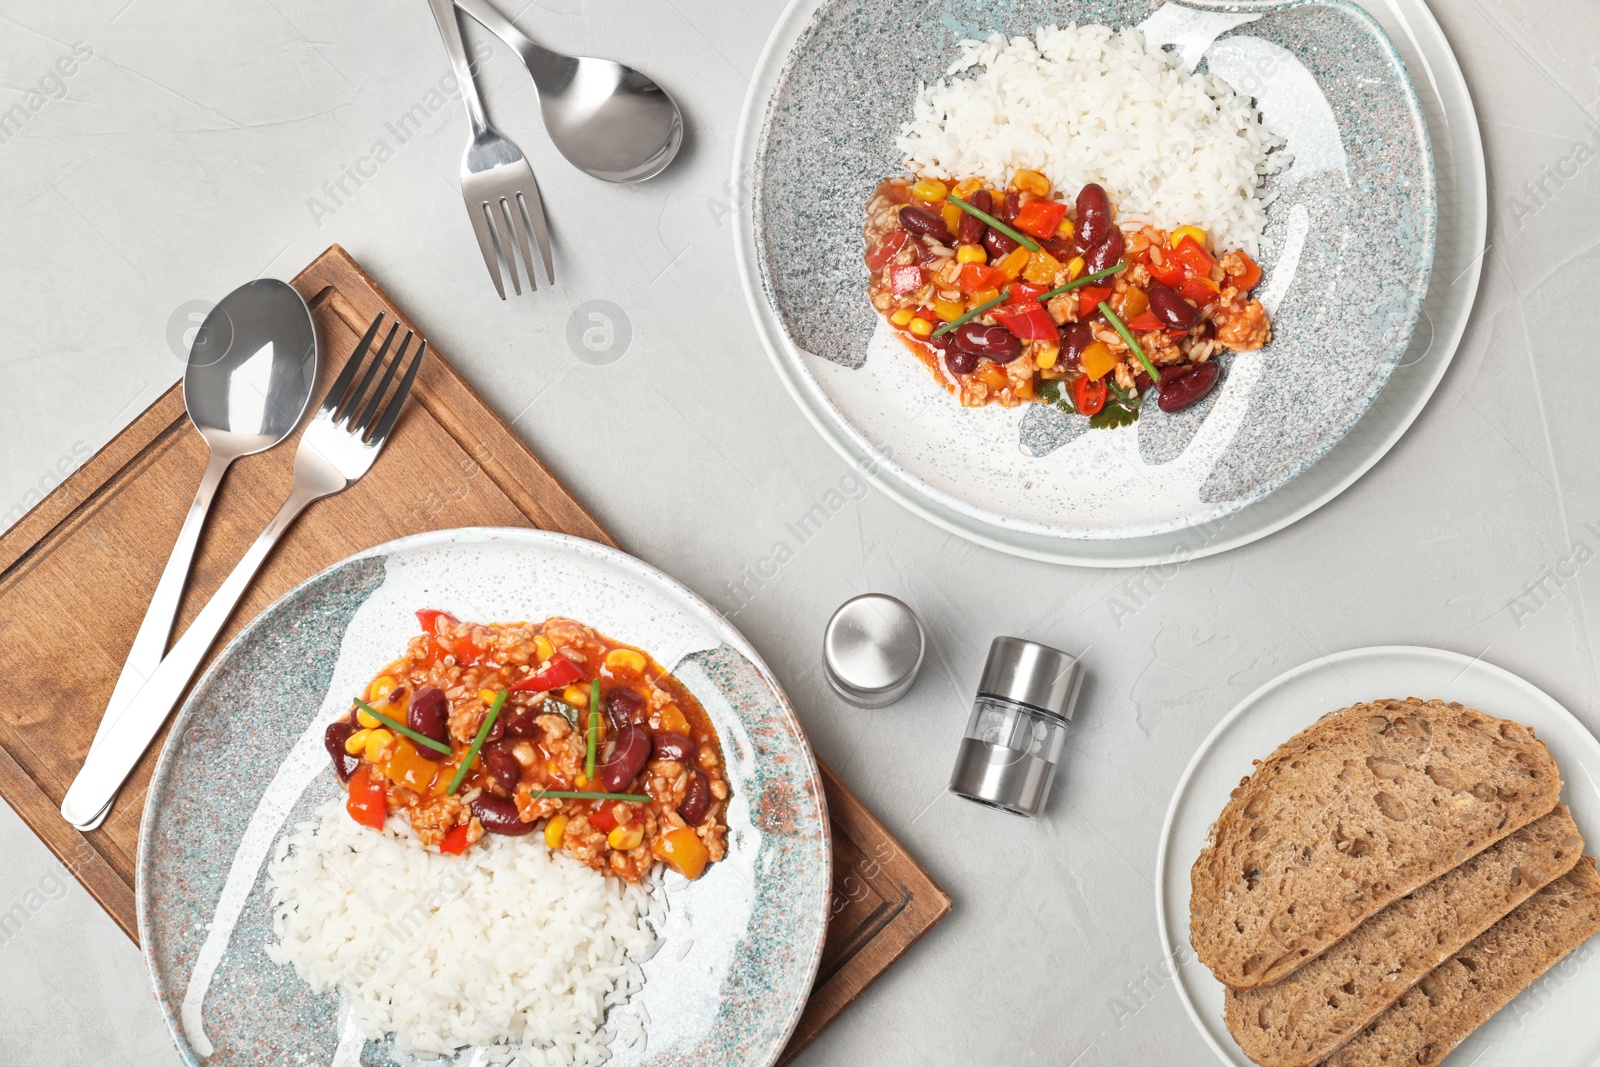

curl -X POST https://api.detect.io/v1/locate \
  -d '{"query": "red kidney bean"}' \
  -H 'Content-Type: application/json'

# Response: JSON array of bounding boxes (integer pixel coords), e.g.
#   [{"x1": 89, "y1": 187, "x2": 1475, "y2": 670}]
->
[
  {"x1": 952, "y1": 322, "x2": 1022, "y2": 363},
  {"x1": 604, "y1": 687, "x2": 646, "y2": 729},
  {"x1": 324, "y1": 722, "x2": 360, "y2": 783},
  {"x1": 679, "y1": 772, "x2": 712, "y2": 826},
  {"x1": 481, "y1": 742, "x2": 522, "y2": 794},
  {"x1": 407, "y1": 686, "x2": 450, "y2": 760},
  {"x1": 1157, "y1": 361, "x2": 1221, "y2": 412},
  {"x1": 1134, "y1": 369, "x2": 1154, "y2": 392},
  {"x1": 982, "y1": 227, "x2": 1018, "y2": 260},
  {"x1": 471, "y1": 794, "x2": 536, "y2": 835},
  {"x1": 1083, "y1": 228, "x2": 1125, "y2": 275},
  {"x1": 1076, "y1": 183, "x2": 1112, "y2": 246},
  {"x1": 1059, "y1": 322, "x2": 1095, "y2": 371},
  {"x1": 1001, "y1": 190, "x2": 1021, "y2": 223},
  {"x1": 652, "y1": 731, "x2": 695, "y2": 763},
  {"x1": 957, "y1": 190, "x2": 989, "y2": 244},
  {"x1": 502, "y1": 707, "x2": 539, "y2": 739},
  {"x1": 1148, "y1": 283, "x2": 1201, "y2": 329},
  {"x1": 1044, "y1": 236, "x2": 1080, "y2": 261},
  {"x1": 944, "y1": 347, "x2": 979, "y2": 376},
  {"x1": 601, "y1": 725, "x2": 652, "y2": 793},
  {"x1": 898, "y1": 205, "x2": 951, "y2": 242}
]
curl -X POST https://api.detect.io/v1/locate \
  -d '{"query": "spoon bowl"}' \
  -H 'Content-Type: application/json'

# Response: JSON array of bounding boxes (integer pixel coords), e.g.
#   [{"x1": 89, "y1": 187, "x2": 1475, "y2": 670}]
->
[{"x1": 454, "y1": 0, "x2": 684, "y2": 183}]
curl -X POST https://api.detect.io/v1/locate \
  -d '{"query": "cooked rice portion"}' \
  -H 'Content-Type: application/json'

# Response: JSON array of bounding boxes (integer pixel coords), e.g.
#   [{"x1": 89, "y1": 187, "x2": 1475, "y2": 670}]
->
[
  {"x1": 265, "y1": 800, "x2": 662, "y2": 1066},
  {"x1": 898, "y1": 24, "x2": 1282, "y2": 255}
]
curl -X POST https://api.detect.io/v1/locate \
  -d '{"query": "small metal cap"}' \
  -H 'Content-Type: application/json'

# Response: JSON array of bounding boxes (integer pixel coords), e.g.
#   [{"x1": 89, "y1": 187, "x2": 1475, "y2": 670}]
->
[
  {"x1": 822, "y1": 594, "x2": 925, "y2": 708},
  {"x1": 977, "y1": 636, "x2": 1081, "y2": 720}
]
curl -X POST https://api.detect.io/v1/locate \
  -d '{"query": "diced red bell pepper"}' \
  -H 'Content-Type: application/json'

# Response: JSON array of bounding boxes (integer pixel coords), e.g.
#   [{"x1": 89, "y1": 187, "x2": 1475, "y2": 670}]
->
[
  {"x1": 1178, "y1": 275, "x2": 1221, "y2": 307},
  {"x1": 1125, "y1": 310, "x2": 1165, "y2": 332},
  {"x1": 914, "y1": 306, "x2": 939, "y2": 322},
  {"x1": 346, "y1": 765, "x2": 386, "y2": 830},
  {"x1": 1011, "y1": 199, "x2": 1068, "y2": 240},
  {"x1": 888, "y1": 263, "x2": 925, "y2": 296},
  {"x1": 1004, "y1": 281, "x2": 1050, "y2": 306},
  {"x1": 510, "y1": 653, "x2": 585, "y2": 692},
  {"x1": 958, "y1": 263, "x2": 1007, "y2": 295},
  {"x1": 439, "y1": 823, "x2": 471, "y2": 855},
  {"x1": 865, "y1": 231, "x2": 910, "y2": 271},
  {"x1": 993, "y1": 302, "x2": 1060, "y2": 342},
  {"x1": 416, "y1": 609, "x2": 457, "y2": 634},
  {"x1": 1077, "y1": 285, "x2": 1113, "y2": 320},
  {"x1": 1069, "y1": 375, "x2": 1108, "y2": 416},
  {"x1": 414, "y1": 608, "x2": 487, "y2": 666},
  {"x1": 589, "y1": 802, "x2": 619, "y2": 833},
  {"x1": 1144, "y1": 248, "x2": 1187, "y2": 288},
  {"x1": 1172, "y1": 235, "x2": 1215, "y2": 279},
  {"x1": 1227, "y1": 250, "x2": 1263, "y2": 292}
]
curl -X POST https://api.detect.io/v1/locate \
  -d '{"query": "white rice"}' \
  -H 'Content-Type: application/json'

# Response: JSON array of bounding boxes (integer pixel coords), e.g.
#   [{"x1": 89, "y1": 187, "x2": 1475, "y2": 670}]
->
[
  {"x1": 897, "y1": 24, "x2": 1283, "y2": 255},
  {"x1": 265, "y1": 801, "x2": 661, "y2": 1066}
]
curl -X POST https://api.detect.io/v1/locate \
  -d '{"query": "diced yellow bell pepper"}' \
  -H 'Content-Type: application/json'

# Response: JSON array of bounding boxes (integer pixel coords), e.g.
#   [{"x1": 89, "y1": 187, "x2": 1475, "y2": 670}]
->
[
  {"x1": 1170, "y1": 225, "x2": 1207, "y2": 250},
  {"x1": 933, "y1": 298, "x2": 965, "y2": 322},
  {"x1": 971, "y1": 287, "x2": 1001, "y2": 309},
  {"x1": 382, "y1": 738, "x2": 439, "y2": 791},
  {"x1": 544, "y1": 814, "x2": 569, "y2": 848},
  {"x1": 1022, "y1": 249, "x2": 1063, "y2": 285},
  {"x1": 908, "y1": 317, "x2": 935, "y2": 338},
  {"x1": 651, "y1": 827, "x2": 711, "y2": 880},
  {"x1": 1034, "y1": 340, "x2": 1060, "y2": 369},
  {"x1": 955, "y1": 244, "x2": 987, "y2": 264},
  {"x1": 1010, "y1": 169, "x2": 1050, "y2": 197},
  {"x1": 1066, "y1": 256, "x2": 1085, "y2": 281},
  {"x1": 976, "y1": 363, "x2": 1008, "y2": 389},
  {"x1": 889, "y1": 307, "x2": 916, "y2": 327},
  {"x1": 659, "y1": 705, "x2": 690, "y2": 735},
  {"x1": 1081, "y1": 341, "x2": 1117, "y2": 381},
  {"x1": 996, "y1": 246, "x2": 1032, "y2": 280},
  {"x1": 911, "y1": 178, "x2": 948, "y2": 202},
  {"x1": 608, "y1": 824, "x2": 644, "y2": 851}
]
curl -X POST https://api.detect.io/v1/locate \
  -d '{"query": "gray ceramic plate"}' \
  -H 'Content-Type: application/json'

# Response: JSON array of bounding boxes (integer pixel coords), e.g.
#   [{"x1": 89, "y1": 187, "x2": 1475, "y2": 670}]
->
[
  {"x1": 737, "y1": 0, "x2": 1437, "y2": 546},
  {"x1": 135, "y1": 528, "x2": 830, "y2": 1067}
]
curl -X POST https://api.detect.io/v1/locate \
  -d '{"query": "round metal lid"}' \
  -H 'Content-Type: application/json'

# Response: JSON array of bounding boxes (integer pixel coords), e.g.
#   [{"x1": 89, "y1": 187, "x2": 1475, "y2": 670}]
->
[
  {"x1": 822, "y1": 593, "x2": 925, "y2": 708},
  {"x1": 977, "y1": 636, "x2": 1081, "y2": 720}
]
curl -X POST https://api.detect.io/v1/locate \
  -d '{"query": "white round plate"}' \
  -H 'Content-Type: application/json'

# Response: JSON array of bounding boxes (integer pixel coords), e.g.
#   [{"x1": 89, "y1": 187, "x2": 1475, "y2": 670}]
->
[
  {"x1": 734, "y1": 0, "x2": 1485, "y2": 565},
  {"x1": 1155, "y1": 646, "x2": 1600, "y2": 1066}
]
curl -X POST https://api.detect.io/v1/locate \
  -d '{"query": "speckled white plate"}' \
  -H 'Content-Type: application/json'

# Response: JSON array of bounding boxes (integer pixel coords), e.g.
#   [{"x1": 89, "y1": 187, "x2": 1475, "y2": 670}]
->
[
  {"x1": 1156, "y1": 647, "x2": 1600, "y2": 1066},
  {"x1": 136, "y1": 528, "x2": 830, "y2": 1067},
  {"x1": 736, "y1": 0, "x2": 1451, "y2": 561}
]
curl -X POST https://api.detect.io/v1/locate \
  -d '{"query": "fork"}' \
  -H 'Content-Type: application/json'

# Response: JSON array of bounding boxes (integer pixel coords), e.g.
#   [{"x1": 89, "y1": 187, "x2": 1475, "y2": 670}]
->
[
  {"x1": 60, "y1": 313, "x2": 427, "y2": 830},
  {"x1": 427, "y1": 0, "x2": 553, "y2": 297}
]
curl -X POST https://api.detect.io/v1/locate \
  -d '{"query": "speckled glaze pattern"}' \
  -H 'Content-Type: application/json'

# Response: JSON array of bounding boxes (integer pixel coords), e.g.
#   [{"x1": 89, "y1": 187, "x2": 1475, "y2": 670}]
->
[
  {"x1": 136, "y1": 528, "x2": 830, "y2": 1067},
  {"x1": 747, "y1": 0, "x2": 1436, "y2": 541}
]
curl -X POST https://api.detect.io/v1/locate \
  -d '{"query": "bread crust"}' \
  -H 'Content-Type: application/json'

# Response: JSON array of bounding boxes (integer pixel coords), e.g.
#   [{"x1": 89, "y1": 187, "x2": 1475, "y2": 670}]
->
[
  {"x1": 1224, "y1": 805, "x2": 1583, "y2": 1066},
  {"x1": 1190, "y1": 698, "x2": 1562, "y2": 988}
]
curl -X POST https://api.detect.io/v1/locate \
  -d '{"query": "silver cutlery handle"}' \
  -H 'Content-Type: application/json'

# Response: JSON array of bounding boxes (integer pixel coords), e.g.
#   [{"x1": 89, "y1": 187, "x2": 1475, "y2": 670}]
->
[
  {"x1": 453, "y1": 0, "x2": 576, "y2": 91},
  {"x1": 60, "y1": 480, "x2": 327, "y2": 828},
  {"x1": 429, "y1": 0, "x2": 491, "y2": 136},
  {"x1": 89, "y1": 450, "x2": 233, "y2": 755}
]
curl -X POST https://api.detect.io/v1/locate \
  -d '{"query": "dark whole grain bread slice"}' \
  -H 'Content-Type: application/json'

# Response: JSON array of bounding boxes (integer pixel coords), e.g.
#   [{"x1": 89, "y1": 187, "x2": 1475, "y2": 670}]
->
[
  {"x1": 1324, "y1": 855, "x2": 1600, "y2": 1067},
  {"x1": 1224, "y1": 805, "x2": 1584, "y2": 1067},
  {"x1": 1190, "y1": 698, "x2": 1561, "y2": 988}
]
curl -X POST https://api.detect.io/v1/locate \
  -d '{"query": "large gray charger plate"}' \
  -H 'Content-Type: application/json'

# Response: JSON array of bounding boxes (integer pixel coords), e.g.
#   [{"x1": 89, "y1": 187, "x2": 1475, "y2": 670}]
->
[{"x1": 735, "y1": 0, "x2": 1449, "y2": 562}]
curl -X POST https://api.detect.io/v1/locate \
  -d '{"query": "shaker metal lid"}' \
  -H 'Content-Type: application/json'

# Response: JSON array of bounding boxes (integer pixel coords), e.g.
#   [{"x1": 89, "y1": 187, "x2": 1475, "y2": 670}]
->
[
  {"x1": 977, "y1": 636, "x2": 1081, "y2": 719},
  {"x1": 822, "y1": 593, "x2": 925, "y2": 708}
]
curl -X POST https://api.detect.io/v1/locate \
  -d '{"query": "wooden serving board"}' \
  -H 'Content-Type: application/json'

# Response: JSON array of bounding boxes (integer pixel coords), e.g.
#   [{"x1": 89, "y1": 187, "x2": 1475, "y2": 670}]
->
[{"x1": 0, "y1": 245, "x2": 948, "y2": 1062}]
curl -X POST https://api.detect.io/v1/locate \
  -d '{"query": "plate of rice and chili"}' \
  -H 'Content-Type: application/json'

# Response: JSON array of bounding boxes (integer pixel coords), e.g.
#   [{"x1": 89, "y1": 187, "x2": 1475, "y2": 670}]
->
[
  {"x1": 736, "y1": 0, "x2": 1437, "y2": 555},
  {"x1": 134, "y1": 528, "x2": 830, "y2": 1067}
]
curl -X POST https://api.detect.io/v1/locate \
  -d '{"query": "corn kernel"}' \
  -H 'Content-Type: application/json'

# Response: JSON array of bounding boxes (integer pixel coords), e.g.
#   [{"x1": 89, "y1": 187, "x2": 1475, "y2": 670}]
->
[
  {"x1": 1011, "y1": 169, "x2": 1050, "y2": 197},
  {"x1": 345, "y1": 728, "x2": 370, "y2": 755},
  {"x1": 604, "y1": 648, "x2": 647, "y2": 676},
  {"x1": 1170, "y1": 225, "x2": 1207, "y2": 250},
  {"x1": 971, "y1": 287, "x2": 1001, "y2": 309},
  {"x1": 1034, "y1": 341, "x2": 1060, "y2": 369},
  {"x1": 941, "y1": 203, "x2": 963, "y2": 234},
  {"x1": 952, "y1": 178, "x2": 984, "y2": 200},
  {"x1": 363, "y1": 728, "x2": 394, "y2": 762},
  {"x1": 1081, "y1": 341, "x2": 1117, "y2": 381},
  {"x1": 889, "y1": 307, "x2": 915, "y2": 327},
  {"x1": 608, "y1": 824, "x2": 644, "y2": 851},
  {"x1": 908, "y1": 317, "x2": 934, "y2": 338},
  {"x1": 996, "y1": 246, "x2": 1032, "y2": 280},
  {"x1": 367, "y1": 675, "x2": 398, "y2": 702},
  {"x1": 533, "y1": 636, "x2": 554, "y2": 663},
  {"x1": 1066, "y1": 256, "x2": 1085, "y2": 281},
  {"x1": 356, "y1": 705, "x2": 381, "y2": 729},
  {"x1": 544, "y1": 814, "x2": 569, "y2": 848},
  {"x1": 574, "y1": 772, "x2": 589, "y2": 789},
  {"x1": 933, "y1": 298, "x2": 965, "y2": 322},
  {"x1": 562, "y1": 683, "x2": 589, "y2": 708},
  {"x1": 911, "y1": 178, "x2": 948, "y2": 202},
  {"x1": 955, "y1": 244, "x2": 987, "y2": 264},
  {"x1": 1055, "y1": 218, "x2": 1076, "y2": 239},
  {"x1": 478, "y1": 688, "x2": 499, "y2": 705}
]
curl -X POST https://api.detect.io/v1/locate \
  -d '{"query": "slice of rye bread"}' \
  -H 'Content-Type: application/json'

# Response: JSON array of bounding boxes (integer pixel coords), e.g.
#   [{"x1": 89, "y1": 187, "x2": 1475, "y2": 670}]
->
[
  {"x1": 1224, "y1": 805, "x2": 1584, "y2": 1067},
  {"x1": 1191, "y1": 698, "x2": 1561, "y2": 988},
  {"x1": 1325, "y1": 855, "x2": 1600, "y2": 1067}
]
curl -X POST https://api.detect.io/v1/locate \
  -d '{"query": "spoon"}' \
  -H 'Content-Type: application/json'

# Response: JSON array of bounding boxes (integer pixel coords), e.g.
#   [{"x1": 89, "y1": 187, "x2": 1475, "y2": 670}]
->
[
  {"x1": 453, "y1": 0, "x2": 683, "y2": 183},
  {"x1": 77, "y1": 279, "x2": 316, "y2": 831}
]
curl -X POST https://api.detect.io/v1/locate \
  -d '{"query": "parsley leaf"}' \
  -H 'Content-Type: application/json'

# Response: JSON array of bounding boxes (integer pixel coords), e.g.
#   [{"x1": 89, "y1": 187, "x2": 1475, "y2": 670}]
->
[
  {"x1": 1089, "y1": 401, "x2": 1138, "y2": 430},
  {"x1": 1036, "y1": 379, "x2": 1078, "y2": 415}
]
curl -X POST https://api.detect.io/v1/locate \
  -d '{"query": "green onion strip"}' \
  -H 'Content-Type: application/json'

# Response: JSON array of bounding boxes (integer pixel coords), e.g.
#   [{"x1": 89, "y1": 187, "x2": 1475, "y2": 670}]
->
[
  {"x1": 447, "y1": 689, "x2": 507, "y2": 795},
  {"x1": 930, "y1": 288, "x2": 1011, "y2": 338},
  {"x1": 585, "y1": 679, "x2": 601, "y2": 780},
  {"x1": 1035, "y1": 263, "x2": 1127, "y2": 303},
  {"x1": 529, "y1": 790, "x2": 651, "y2": 804},
  {"x1": 1098, "y1": 302, "x2": 1162, "y2": 384},
  {"x1": 946, "y1": 195, "x2": 1041, "y2": 252},
  {"x1": 352, "y1": 698, "x2": 452, "y2": 755}
]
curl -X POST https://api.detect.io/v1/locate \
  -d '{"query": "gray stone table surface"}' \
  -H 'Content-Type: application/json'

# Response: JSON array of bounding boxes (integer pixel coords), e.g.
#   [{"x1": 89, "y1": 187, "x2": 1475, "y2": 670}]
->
[{"x1": 0, "y1": 0, "x2": 1596, "y2": 1063}]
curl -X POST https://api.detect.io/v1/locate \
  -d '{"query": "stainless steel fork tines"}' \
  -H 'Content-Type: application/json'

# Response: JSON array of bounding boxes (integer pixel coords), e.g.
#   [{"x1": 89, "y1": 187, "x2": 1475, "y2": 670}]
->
[{"x1": 61, "y1": 311, "x2": 428, "y2": 829}]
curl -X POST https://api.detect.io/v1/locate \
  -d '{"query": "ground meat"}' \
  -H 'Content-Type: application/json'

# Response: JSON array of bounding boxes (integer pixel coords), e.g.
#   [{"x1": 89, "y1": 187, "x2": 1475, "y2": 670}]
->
[{"x1": 1214, "y1": 297, "x2": 1271, "y2": 351}]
